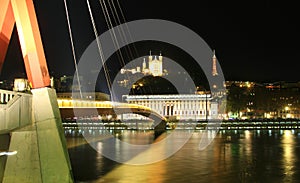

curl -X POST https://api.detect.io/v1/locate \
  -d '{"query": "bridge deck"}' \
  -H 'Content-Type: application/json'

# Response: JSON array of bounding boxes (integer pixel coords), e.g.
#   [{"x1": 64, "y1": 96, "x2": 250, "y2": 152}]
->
[{"x1": 57, "y1": 98, "x2": 167, "y2": 122}]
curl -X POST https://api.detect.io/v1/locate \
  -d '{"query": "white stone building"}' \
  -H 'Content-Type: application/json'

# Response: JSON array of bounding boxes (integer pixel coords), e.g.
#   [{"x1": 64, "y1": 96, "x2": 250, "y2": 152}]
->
[{"x1": 122, "y1": 94, "x2": 219, "y2": 121}]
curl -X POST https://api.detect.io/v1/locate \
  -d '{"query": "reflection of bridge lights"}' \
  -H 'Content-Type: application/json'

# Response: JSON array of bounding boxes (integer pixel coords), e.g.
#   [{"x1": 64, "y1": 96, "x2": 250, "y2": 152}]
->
[
  {"x1": 284, "y1": 130, "x2": 292, "y2": 137},
  {"x1": 282, "y1": 130, "x2": 294, "y2": 180},
  {"x1": 244, "y1": 130, "x2": 250, "y2": 139}
]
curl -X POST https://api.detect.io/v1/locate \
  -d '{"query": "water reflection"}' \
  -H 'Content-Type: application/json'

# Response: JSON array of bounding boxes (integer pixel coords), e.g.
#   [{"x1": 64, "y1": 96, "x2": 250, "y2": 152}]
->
[
  {"x1": 281, "y1": 130, "x2": 296, "y2": 182},
  {"x1": 67, "y1": 129, "x2": 300, "y2": 183}
]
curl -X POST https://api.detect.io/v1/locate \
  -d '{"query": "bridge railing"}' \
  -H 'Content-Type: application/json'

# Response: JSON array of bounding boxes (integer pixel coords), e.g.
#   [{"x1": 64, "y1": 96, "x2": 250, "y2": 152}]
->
[
  {"x1": 57, "y1": 98, "x2": 166, "y2": 122},
  {"x1": 0, "y1": 90, "x2": 32, "y2": 134},
  {"x1": 57, "y1": 99, "x2": 152, "y2": 111},
  {"x1": 0, "y1": 90, "x2": 15, "y2": 104}
]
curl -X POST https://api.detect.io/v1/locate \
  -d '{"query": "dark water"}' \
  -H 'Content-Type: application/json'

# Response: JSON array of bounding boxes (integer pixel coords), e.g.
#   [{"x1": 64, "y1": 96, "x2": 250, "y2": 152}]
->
[{"x1": 67, "y1": 129, "x2": 300, "y2": 183}]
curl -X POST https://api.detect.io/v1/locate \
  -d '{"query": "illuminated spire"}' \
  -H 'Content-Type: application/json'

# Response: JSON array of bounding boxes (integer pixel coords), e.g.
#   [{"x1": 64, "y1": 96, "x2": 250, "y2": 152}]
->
[
  {"x1": 159, "y1": 51, "x2": 163, "y2": 61},
  {"x1": 142, "y1": 58, "x2": 146, "y2": 71},
  {"x1": 213, "y1": 49, "x2": 216, "y2": 59},
  {"x1": 212, "y1": 49, "x2": 218, "y2": 76}
]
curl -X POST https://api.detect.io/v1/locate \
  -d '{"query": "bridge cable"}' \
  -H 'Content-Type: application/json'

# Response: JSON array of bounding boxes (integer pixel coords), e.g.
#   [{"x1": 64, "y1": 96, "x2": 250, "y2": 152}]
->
[
  {"x1": 86, "y1": 0, "x2": 115, "y2": 102},
  {"x1": 107, "y1": 0, "x2": 144, "y2": 94},
  {"x1": 99, "y1": 0, "x2": 135, "y2": 96},
  {"x1": 110, "y1": 0, "x2": 142, "y2": 95},
  {"x1": 63, "y1": 0, "x2": 83, "y2": 98},
  {"x1": 99, "y1": 0, "x2": 127, "y2": 77},
  {"x1": 98, "y1": 0, "x2": 125, "y2": 100},
  {"x1": 114, "y1": 0, "x2": 154, "y2": 95},
  {"x1": 107, "y1": 0, "x2": 134, "y2": 63},
  {"x1": 115, "y1": 0, "x2": 139, "y2": 58}
]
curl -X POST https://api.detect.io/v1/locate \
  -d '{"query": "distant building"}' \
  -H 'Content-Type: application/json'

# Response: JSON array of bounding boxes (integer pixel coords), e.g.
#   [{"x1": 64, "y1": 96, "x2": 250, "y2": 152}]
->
[
  {"x1": 13, "y1": 78, "x2": 31, "y2": 92},
  {"x1": 212, "y1": 50, "x2": 218, "y2": 76},
  {"x1": 120, "y1": 51, "x2": 165, "y2": 76},
  {"x1": 225, "y1": 81, "x2": 255, "y2": 88},
  {"x1": 147, "y1": 52, "x2": 163, "y2": 76},
  {"x1": 278, "y1": 106, "x2": 300, "y2": 119},
  {"x1": 122, "y1": 94, "x2": 219, "y2": 121},
  {"x1": 118, "y1": 51, "x2": 167, "y2": 87}
]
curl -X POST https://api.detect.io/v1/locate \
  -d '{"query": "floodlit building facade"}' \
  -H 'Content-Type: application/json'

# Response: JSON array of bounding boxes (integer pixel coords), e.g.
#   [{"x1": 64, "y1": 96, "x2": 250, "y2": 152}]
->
[{"x1": 122, "y1": 94, "x2": 219, "y2": 121}]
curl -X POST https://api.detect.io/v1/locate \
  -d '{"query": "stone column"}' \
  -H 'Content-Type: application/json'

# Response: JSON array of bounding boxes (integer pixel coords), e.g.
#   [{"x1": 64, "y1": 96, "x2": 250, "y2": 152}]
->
[{"x1": 3, "y1": 88, "x2": 73, "y2": 183}]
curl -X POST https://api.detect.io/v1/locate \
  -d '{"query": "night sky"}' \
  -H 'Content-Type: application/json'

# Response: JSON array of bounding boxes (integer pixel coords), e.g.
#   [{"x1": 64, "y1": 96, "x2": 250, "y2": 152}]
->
[{"x1": 1, "y1": 0, "x2": 299, "y2": 83}]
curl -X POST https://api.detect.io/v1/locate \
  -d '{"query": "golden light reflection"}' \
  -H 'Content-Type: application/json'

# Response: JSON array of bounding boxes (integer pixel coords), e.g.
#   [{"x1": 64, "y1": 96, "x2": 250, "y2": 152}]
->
[
  {"x1": 244, "y1": 130, "x2": 251, "y2": 140},
  {"x1": 282, "y1": 130, "x2": 295, "y2": 181},
  {"x1": 98, "y1": 151, "x2": 166, "y2": 183}
]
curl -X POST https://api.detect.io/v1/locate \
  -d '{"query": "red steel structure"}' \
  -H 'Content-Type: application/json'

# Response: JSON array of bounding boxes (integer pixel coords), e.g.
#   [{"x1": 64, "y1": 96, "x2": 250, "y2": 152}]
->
[{"x1": 0, "y1": 0, "x2": 50, "y2": 88}]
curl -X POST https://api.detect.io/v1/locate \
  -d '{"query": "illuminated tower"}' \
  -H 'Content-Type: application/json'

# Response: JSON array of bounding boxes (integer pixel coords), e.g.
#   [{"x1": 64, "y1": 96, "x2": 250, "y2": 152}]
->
[
  {"x1": 142, "y1": 58, "x2": 146, "y2": 71},
  {"x1": 148, "y1": 51, "x2": 163, "y2": 77},
  {"x1": 212, "y1": 50, "x2": 218, "y2": 76}
]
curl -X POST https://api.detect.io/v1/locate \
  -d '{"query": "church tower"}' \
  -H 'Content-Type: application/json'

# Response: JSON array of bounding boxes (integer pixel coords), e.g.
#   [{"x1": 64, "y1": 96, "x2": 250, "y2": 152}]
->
[
  {"x1": 212, "y1": 50, "x2": 218, "y2": 76},
  {"x1": 142, "y1": 58, "x2": 146, "y2": 71},
  {"x1": 148, "y1": 51, "x2": 163, "y2": 76}
]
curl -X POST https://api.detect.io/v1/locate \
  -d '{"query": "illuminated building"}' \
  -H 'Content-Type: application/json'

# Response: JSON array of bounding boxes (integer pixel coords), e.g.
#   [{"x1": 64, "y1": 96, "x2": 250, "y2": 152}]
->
[
  {"x1": 142, "y1": 58, "x2": 147, "y2": 72},
  {"x1": 118, "y1": 51, "x2": 167, "y2": 87},
  {"x1": 13, "y1": 78, "x2": 31, "y2": 92},
  {"x1": 148, "y1": 52, "x2": 163, "y2": 77},
  {"x1": 120, "y1": 51, "x2": 166, "y2": 76},
  {"x1": 122, "y1": 94, "x2": 219, "y2": 121},
  {"x1": 225, "y1": 81, "x2": 255, "y2": 88},
  {"x1": 212, "y1": 50, "x2": 218, "y2": 76}
]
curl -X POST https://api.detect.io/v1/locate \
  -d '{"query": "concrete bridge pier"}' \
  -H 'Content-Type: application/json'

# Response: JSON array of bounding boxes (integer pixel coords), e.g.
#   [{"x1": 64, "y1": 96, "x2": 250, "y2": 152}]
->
[
  {"x1": 153, "y1": 120, "x2": 167, "y2": 138},
  {"x1": 0, "y1": 134, "x2": 10, "y2": 182},
  {"x1": 3, "y1": 88, "x2": 73, "y2": 183}
]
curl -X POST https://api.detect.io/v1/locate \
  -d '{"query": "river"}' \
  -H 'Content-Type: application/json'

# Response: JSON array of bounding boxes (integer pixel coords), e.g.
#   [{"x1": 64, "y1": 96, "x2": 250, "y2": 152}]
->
[{"x1": 67, "y1": 129, "x2": 300, "y2": 183}]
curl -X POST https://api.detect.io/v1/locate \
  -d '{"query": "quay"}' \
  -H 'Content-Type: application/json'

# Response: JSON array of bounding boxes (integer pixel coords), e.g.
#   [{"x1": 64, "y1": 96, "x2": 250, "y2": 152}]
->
[{"x1": 61, "y1": 118, "x2": 300, "y2": 132}]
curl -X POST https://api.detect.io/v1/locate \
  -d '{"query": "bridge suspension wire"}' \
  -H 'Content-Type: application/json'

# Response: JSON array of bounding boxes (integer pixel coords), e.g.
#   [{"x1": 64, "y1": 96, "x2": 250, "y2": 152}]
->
[
  {"x1": 113, "y1": 0, "x2": 154, "y2": 95},
  {"x1": 115, "y1": 0, "x2": 139, "y2": 58},
  {"x1": 63, "y1": 0, "x2": 83, "y2": 99},
  {"x1": 86, "y1": 0, "x2": 115, "y2": 102},
  {"x1": 98, "y1": 0, "x2": 135, "y2": 96},
  {"x1": 101, "y1": 0, "x2": 144, "y2": 95},
  {"x1": 99, "y1": 0, "x2": 126, "y2": 71},
  {"x1": 106, "y1": 0, "x2": 134, "y2": 62}
]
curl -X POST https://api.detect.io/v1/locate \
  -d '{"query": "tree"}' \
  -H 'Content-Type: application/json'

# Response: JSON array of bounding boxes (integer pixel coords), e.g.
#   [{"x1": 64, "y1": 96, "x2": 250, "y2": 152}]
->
[{"x1": 227, "y1": 84, "x2": 250, "y2": 118}]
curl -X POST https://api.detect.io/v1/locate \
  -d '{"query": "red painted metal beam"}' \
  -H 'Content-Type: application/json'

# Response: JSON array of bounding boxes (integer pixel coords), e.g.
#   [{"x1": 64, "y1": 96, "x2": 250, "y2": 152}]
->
[
  {"x1": 0, "y1": 0, "x2": 50, "y2": 88},
  {"x1": 0, "y1": 0, "x2": 14, "y2": 71}
]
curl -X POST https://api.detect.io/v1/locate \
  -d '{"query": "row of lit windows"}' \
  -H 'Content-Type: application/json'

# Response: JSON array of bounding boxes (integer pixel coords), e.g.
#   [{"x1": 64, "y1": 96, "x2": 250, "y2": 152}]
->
[
  {"x1": 158, "y1": 110, "x2": 209, "y2": 115},
  {"x1": 129, "y1": 99, "x2": 208, "y2": 103},
  {"x1": 129, "y1": 100, "x2": 209, "y2": 106},
  {"x1": 131, "y1": 104, "x2": 210, "y2": 111},
  {"x1": 173, "y1": 110, "x2": 209, "y2": 115},
  {"x1": 125, "y1": 94, "x2": 210, "y2": 99}
]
